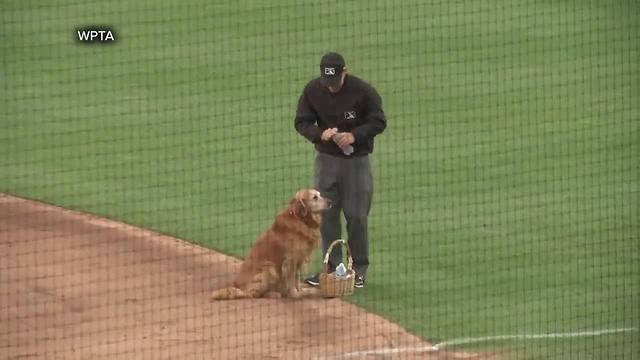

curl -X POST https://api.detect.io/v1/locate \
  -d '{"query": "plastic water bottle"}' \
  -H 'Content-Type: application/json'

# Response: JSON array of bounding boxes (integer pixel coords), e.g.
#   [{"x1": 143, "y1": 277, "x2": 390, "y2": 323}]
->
[
  {"x1": 332, "y1": 134, "x2": 354, "y2": 156},
  {"x1": 335, "y1": 263, "x2": 347, "y2": 278}
]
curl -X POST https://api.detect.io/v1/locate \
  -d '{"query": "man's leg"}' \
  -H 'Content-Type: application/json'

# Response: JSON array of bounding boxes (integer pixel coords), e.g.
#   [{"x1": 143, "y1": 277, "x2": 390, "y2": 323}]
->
[
  {"x1": 313, "y1": 153, "x2": 342, "y2": 274},
  {"x1": 320, "y1": 201, "x2": 343, "y2": 271},
  {"x1": 341, "y1": 156, "x2": 373, "y2": 279}
]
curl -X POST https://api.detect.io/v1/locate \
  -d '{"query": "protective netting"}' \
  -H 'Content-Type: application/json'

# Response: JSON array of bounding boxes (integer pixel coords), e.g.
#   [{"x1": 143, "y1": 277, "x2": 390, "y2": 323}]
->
[{"x1": 1, "y1": 0, "x2": 638, "y2": 359}]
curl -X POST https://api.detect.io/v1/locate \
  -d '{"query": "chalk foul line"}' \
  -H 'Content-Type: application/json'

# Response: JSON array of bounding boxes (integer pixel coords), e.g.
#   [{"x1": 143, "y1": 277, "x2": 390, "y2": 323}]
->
[
  {"x1": 315, "y1": 327, "x2": 638, "y2": 359},
  {"x1": 432, "y1": 327, "x2": 638, "y2": 349}
]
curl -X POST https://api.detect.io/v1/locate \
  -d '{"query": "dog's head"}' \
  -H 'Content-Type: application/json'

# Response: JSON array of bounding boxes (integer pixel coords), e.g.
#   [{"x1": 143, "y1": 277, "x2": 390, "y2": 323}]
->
[{"x1": 289, "y1": 188, "x2": 332, "y2": 219}]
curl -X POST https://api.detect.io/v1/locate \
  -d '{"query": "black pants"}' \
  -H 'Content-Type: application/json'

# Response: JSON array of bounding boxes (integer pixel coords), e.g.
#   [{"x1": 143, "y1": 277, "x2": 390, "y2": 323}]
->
[{"x1": 314, "y1": 152, "x2": 373, "y2": 278}]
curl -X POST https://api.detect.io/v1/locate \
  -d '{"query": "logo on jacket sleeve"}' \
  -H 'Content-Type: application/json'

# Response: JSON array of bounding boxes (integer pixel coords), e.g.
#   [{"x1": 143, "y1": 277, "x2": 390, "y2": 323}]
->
[{"x1": 344, "y1": 111, "x2": 356, "y2": 120}]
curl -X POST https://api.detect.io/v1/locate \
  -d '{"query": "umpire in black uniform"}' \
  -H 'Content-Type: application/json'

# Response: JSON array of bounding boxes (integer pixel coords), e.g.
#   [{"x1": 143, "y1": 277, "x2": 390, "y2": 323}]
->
[{"x1": 295, "y1": 52, "x2": 387, "y2": 288}]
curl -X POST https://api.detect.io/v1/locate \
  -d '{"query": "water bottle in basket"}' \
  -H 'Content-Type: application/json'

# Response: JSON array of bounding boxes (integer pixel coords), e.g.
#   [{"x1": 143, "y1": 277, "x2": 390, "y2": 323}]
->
[{"x1": 335, "y1": 263, "x2": 347, "y2": 278}]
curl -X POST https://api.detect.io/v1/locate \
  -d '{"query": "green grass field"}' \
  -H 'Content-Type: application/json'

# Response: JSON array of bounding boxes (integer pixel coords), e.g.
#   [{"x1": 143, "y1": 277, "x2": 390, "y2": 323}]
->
[{"x1": 1, "y1": 0, "x2": 638, "y2": 358}]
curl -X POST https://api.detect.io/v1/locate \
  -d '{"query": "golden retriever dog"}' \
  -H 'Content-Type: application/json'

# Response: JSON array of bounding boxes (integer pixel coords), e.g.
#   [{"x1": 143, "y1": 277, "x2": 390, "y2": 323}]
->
[{"x1": 211, "y1": 188, "x2": 331, "y2": 300}]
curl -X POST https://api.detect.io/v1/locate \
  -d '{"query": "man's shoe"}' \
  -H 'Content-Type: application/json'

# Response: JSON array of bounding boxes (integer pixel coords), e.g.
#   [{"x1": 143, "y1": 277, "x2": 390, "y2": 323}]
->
[
  {"x1": 304, "y1": 273, "x2": 320, "y2": 287},
  {"x1": 354, "y1": 276, "x2": 365, "y2": 288}
]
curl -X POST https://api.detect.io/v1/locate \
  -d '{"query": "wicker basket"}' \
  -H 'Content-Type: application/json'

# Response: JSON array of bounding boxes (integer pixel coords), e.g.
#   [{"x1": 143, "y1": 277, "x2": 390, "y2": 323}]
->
[{"x1": 319, "y1": 239, "x2": 355, "y2": 298}]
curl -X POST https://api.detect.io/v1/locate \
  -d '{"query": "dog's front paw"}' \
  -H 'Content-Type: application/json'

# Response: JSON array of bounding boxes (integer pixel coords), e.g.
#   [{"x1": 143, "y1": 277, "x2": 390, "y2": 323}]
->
[
  {"x1": 265, "y1": 291, "x2": 282, "y2": 299},
  {"x1": 288, "y1": 288, "x2": 302, "y2": 299}
]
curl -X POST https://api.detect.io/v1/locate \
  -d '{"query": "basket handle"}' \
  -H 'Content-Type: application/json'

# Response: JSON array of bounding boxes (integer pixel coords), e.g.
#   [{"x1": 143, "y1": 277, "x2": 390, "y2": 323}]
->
[{"x1": 323, "y1": 239, "x2": 353, "y2": 273}]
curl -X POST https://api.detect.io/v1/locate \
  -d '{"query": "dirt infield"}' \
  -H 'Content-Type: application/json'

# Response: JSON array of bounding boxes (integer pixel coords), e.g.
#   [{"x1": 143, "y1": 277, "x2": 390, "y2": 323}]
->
[{"x1": 0, "y1": 194, "x2": 486, "y2": 359}]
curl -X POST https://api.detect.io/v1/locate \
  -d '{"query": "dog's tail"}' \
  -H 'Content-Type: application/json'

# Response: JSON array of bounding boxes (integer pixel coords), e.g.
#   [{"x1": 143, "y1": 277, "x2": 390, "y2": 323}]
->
[{"x1": 211, "y1": 286, "x2": 249, "y2": 300}]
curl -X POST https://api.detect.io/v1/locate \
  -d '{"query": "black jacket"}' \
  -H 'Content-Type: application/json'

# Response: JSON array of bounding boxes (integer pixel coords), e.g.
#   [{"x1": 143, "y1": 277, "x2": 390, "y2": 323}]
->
[{"x1": 295, "y1": 75, "x2": 387, "y2": 157}]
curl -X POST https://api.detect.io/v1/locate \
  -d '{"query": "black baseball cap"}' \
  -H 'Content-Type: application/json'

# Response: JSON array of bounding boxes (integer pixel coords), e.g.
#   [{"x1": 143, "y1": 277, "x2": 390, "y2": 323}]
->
[{"x1": 319, "y1": 52, "x2": 346, "y2": 87}]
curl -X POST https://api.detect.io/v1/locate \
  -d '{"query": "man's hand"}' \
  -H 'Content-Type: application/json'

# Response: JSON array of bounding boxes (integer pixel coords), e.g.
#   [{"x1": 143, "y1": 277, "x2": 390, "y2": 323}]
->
[
  {"x1": 321, "y1": 127, "x2": 338, "y2": 142},
  {"x1": 335, "y1": 132, "x2": 355, "y2": 148}
]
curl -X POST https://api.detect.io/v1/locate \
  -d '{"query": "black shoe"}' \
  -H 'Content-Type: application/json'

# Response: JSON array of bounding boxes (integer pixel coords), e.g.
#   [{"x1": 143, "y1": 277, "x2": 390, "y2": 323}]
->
[
  {"x1": 304, "y1": 273, "x2": 320, "y2": 287},
  {"x1": 354, "y1": 276, "x2": 365, "y2": 288}
]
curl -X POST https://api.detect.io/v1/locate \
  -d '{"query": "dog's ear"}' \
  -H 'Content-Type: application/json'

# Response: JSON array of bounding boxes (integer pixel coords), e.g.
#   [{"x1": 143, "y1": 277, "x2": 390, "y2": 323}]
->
[{"x1": 289, "y1": 197, "x2": 308, "y2": 218}]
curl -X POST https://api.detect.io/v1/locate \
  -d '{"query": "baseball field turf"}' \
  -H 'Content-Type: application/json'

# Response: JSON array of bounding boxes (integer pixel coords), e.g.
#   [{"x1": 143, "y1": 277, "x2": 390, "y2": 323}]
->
[{"x1": 1, "y1": 0, "x2": 638, "y2": 358}]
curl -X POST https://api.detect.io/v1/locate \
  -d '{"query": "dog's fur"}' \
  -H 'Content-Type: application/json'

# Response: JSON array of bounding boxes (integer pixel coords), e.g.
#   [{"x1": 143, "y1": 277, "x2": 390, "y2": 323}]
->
[{"x1": 211, "y1": 189, "x2": 331, "y2": 300}]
